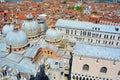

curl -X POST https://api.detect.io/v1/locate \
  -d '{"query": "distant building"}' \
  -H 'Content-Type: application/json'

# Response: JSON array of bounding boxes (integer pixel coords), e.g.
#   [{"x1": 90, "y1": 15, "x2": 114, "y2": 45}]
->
[
  {"x1": 94, "y1": 0, "x2": 120, "y2": 3},
  {"x1": 55, "y1": 19, "x2": 120, "y2": 80},
  {"x1": 0, "y1": 0, "x2": 4, "y2": 2},
  {"x1": 56, "y1": 19, "x2": 120, "y2": 48},
  {"x1": 71, "y1": 43, "x2": 120, "y2": 80}
]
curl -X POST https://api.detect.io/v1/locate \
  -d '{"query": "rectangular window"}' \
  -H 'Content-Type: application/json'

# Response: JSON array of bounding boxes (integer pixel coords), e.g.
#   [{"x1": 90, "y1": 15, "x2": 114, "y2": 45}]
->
[
  {"x1": 83, "y1": 31, "x2": 86, "y2": 36},
  {"x1": 118, "y1": 36, "x2": 120, "y2": 40},
  {"x1": 48, "y1": 51, "x2": 49, "y2": 54},
  {"x1": 98, "y1": 40, "x2": 100, "y2": 43},
  {"x1": 104, "y1": 35, "x2": 108, "y2": 39},
  {"x1": 116, "y1": 42, "x2": 119, "y2": 46},
  {"x1": 109, "y1": 41, "x2": 111, "y2": 45},
  {"x1": 55, "y1": 62, "x2": 58, "y2": 65},
  {"x1": 111, "y1": 41, "x2": 114, "y2": 45},
  {"x1": 105, "y1": 41, "x2": 107, "y2": 44},
  {"x1": 71, "y1": 30, "x2": 73, "y2": 35},
  {"x1": 98, "y1": 28, "x2": 100, "y2": 31},
  {"x1": 88, "y1": 39, "x2": 90, "y2": 42},
  {"x1": 66, "y1": 29, "x2": 69, "y2": 34},
  {"x1": 96, "y1": 40, "x2": 100, "y2": 44},
  {"x1": 51, "y1": 52, "x2": 52, "y2": 55},
  {"x1": 99, "y1": 34, "x2": 101, "y2": 38},
  {"x1": 92, "y1": 33, "x2": 96, "y2": 37},
  {"x1": 75, "y1": 30, "x2": 76, "y2": 35},
  {"x1": 113, "y1": 36, "x2": 115, "y2": 40},
  {"x1": 87, "y1": 32, "x2": 91, "y2": 37},
  {"x1": 110, "y1": 35, "x2": 115, "y2": 40},
  {"x1": 96, "y1": 34, "x2": 99, "y2": 38},
  {"x1": 91, "y1": 39, "x2": 93, "y2": 43},
  {"x1": 80, "y1": 30, "x2": 82, "y2": 36}
]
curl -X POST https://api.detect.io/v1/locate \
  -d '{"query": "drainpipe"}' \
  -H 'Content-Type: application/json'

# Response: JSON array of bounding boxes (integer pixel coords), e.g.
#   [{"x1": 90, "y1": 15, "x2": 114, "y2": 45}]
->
[
  {"x1": 9, "y1": 45, "x2": 12, "y2": 53},
  {"x1": 69, "y1": 52, "x2": 73, "y2": 80}
]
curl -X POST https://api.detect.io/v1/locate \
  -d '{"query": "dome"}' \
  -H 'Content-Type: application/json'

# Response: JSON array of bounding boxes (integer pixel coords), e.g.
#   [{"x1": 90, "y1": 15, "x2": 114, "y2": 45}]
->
[
  {"x1": 45, "y1": 27, "x2": 62, "y2": 42},
  {"x1": 2, "y1": 23, "x2": 14, "y2": 35},
  {"x1": 22, "y1": 20, "x2": 39, "y2": 38},
  {"x1": 6, "y1": 29, "x2": 28, "y2": 48}
]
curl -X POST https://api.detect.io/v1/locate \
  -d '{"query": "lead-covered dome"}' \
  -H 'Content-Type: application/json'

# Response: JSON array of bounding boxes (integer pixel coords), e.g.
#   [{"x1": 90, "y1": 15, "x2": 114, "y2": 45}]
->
[
  {"x1": 22, "y1": 20, "x2": 39, "y2": 37},
  {"x1": 6, "y1": 29, "x2": 28, "y2": 48},
  {"x1": 22, "y1": 14, "x2": 39, "y2": 40},
  {"x1": 2, "y1": 23, "x2": 14, "y2": 35},
  {"x1": 45, "y1": 27, "x2": 62, "y2": 43}
]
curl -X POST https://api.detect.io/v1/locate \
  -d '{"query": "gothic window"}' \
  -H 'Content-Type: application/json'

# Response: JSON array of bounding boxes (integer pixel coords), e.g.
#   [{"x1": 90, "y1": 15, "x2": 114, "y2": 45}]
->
[
  {"x1": 76, "y1": 76, "x2": 78, "y2": 80},
  {"x1": 118, "y1": 71, "x2": 120, "y2": 75},
  {"x1": 72, "y1": 75, "x2": 75, "y2": 79},
  {"x1": 83, "y1": 77, "x2": 85, "y2": 80},
  {"x1": 82, "y1": 64, "x2": 89, "y2": 71},
  {"x1": 100, "y1": 67, "x2": 107, "y2": 73},
  {"x1": 79, "y1": 77, "x2": 82, "y2": 80}
]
